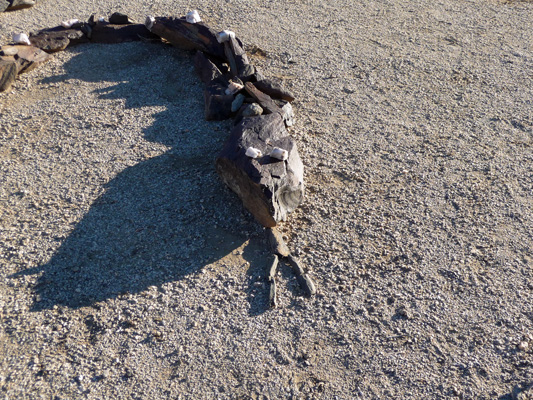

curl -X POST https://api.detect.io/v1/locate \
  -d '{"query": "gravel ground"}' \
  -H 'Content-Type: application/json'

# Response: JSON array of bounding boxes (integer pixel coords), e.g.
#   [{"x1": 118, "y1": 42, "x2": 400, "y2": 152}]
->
[{"x1": 1, "y1": 0, "x2": 532, "y2": 399}]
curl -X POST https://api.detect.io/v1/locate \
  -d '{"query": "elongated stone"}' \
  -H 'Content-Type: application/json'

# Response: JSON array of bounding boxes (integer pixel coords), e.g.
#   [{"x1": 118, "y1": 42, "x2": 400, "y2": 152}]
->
[
  {"x1": 0, "y1": 60, "x2": 17, "y2": 91},
  {"x1": 267, "y1": 228, "x2": 291, "y2": 257},
  {"x1": 1, "y1": 45, "x2": 52, "y2": 74},
  {"x1": 216, "y1": 114, "x2": 304, "y2": 227},
  {"x1": 297, "y1": 274, "x2": 317, "y2": 296},
  {"x1": 269, "y1": 279, "x2": 278, "y2": 308},
  {"x1": 268, "y1": 254, "x2": 279, "y2": 281},
  {"x1": 254, "y1": 79, "x2": 295, "y2": 102},
  {"x1": 287, "y1": 255, "x2": 305, "y2": 276}
]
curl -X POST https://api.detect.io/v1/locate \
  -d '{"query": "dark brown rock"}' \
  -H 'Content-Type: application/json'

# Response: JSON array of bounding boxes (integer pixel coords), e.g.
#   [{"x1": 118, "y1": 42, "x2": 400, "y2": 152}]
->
[
  {"x1": 244, "y1": 82, "x2": 284, "y2": 116},
  {"x1": 1, "y1": 45, "x2": 52, "y2": 74},
  {"x1": 254, "y1": 79, "x2": 295, "y2": 102},
  {"x1": 194, "y1": 51, "x2": 223, "y2": 84},
  {"x1": 109, "y1": 12, "x2": 133, "y2": 25},
  {"x1": 204, "y1": 81, "x2": 234, "y2": 121},
  {"x1": 29, "y1": 29, "x2": 88, "y2": 53},
  {"x1": 5, "y1": 0, "x2": 34, "y2": 11},
  {"x1": 0, "y1": 59, "x2": 17, "y2": 91},
  {"x1": 225, "y1": 36, "x2": 252, "y2": 79},
  {"x1": 149, "y1": 17, "x2": 225, "y2": 60},
  {"x1": 90, "y1": 23, "x2": 155, "y2": 43},
  {"x1": 216, "y1": 113, "x2": 304, "y2": 227}
]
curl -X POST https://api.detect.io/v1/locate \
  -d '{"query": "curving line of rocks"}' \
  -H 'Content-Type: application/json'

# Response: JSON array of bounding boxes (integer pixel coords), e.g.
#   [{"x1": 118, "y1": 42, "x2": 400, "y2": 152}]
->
[{"x1": 0, "y1": 11, "x2": 316, "y2": 305}]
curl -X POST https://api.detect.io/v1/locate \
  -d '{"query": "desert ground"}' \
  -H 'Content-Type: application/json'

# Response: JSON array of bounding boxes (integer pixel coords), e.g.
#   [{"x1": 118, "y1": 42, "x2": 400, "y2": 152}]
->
[{"x1": 1, "y1": 0, "x2": 532, "y2": 399}]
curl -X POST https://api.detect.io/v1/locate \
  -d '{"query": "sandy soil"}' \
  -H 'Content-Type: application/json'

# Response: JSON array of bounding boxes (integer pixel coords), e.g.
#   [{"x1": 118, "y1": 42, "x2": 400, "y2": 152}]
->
[{"x1": 1, "y1": 0, "x2": 532, "y2": 399}]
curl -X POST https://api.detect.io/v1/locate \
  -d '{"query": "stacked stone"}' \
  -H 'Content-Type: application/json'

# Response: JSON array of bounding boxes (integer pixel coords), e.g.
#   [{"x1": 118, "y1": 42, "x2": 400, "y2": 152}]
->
[{"x1": 0, "y1": 10, "x2": 316, "y2": 303}]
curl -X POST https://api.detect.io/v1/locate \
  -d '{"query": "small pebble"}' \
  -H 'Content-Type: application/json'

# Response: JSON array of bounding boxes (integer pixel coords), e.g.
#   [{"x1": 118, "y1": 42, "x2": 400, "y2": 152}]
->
[{"x1": 518, "y1": 341, "x2": 529, "y2": 351}]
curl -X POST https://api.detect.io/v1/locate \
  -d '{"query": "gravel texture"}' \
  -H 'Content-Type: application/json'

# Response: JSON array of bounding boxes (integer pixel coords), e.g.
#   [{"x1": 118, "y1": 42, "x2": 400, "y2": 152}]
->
[{"x1": 1, "y1": 0, "x2": 532, "y2": 399}]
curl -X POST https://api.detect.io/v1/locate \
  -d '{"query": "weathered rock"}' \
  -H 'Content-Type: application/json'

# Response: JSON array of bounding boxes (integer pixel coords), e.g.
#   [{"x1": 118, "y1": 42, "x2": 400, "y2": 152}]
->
[
  {"x1": 0, "y1": 1, "x2": 9, "y2": 12},
  {"x1": 29, "y1": 29, "x2": 87, "y2": 53},
  {"x1": 222, "y1": 35, "x2": 253, "y2": 80},
  {"x1": 194, "y1": 51, "x2": 223, "y2": 84},
  {"x1": 231, "y1": 94, "x2": 246, "y2": 113},
  {"x1": 297, "y1": 274, "x2": 317, "y2": 296},
  {"x1": 1, "y1": 45, "x2": 52, "y2": 74},
  {"x1": 0, "y1": 46, "x2": 18, "y2": 56},
  {"x1": 254, "y1": 79, "x2": 295, "y2": 102},
  {"x1": 269, "y1": 279, "x2": 278, "y2": 308},
  {"x1": 0, "y1": 59, "x2": 17, "y2": 91},
  {"x1": 5, "y1": 0, "x2": 34, "y2": 11},
  {"x1": 204, "y1": 82, "x2": 234, "y2": 121},
  {"x1": 216, "y1": 113, "x2": 304, "y2": 227},
  {"x1": 148, "y1": 17, "x2": 225, "y2": 60},
  {"x1": 268, "y1": 254, "x2": 279, "y2": 281},
  {"x1": 244, "y1": 81, "x2": 284, "y2": 116},
  {"x1": 267, "y1": 228, "x2": 290, "y2": 257},
  {"x1": 281, "y1": 102, "x2": 295, "y2": 126},
  {"x1": 90, "y1": 23, "x2": 155, "y2": 43},
  {"x1": 109, "y1": 12, "x2": 133, "y2": 25},
  {"x1": 287, "y1": 255, "x2": 305, "y2": 276},
  {"x1": 242, "y1": 103, "x2": 263, "y2": 117}
]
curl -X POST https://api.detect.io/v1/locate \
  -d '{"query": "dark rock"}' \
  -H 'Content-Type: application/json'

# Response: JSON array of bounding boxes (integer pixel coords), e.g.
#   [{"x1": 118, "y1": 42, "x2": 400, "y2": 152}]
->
[
  {"x1": 0, "y1": 59, "x2": 17, "y2": 91},
  {"x1": 1, "y1": 45, "x2": 52, "y2": 74},
  {"x1": 90, "y1": 23, "x2": 156, "y2": 44},
  {"x1": 204, "y1": 82, "x2": 234, "y2": 121},
  {"x1": 268, "y1": 254, "x2": 279, "y2": 281},
  {"x1": 244, "y1": 81, "x2": 284, "y2": 116},
  {"x1": 231, "y1": 94, "x2": 246, "y2": 113},
  {"x1": 269, "y1": 279, "x2": 278, "y2": 308},
  {"x1": 5, "y1": 0, "x2": 34, "y2": 11},
  {"x1": 254, "y1": 79, "x2": 295, "y2": 102},
  {"x1": 216, "y1": 113, "x2": 304, "y2": 227},
  {"x1": 267, "y1": 228, "x2": 291, "y2": 257},
  {"x1": 287, "y1": 255, "x2": 305, "y2": 276},
  {"x1": 194, "y1": 51, "x2": 223, "y2": 84},
  {"x1": 109, "y1": 12, "x2": 133, "y2": 25},
  {"x1": 29, "y1": 29, "x2": 88, "y2": 53},
  {"x1": 149, "y1": 17, "x2": 225, "y2": 60}
]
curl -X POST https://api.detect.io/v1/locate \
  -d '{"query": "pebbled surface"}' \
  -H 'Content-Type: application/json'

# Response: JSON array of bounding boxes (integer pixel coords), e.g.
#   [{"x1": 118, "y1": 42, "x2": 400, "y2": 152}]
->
[{"x1": 1, "y1": 0, "x2": 532, "y2": 399}]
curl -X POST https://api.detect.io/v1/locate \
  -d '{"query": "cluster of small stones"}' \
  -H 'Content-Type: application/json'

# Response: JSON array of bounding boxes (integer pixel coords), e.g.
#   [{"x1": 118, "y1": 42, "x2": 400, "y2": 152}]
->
[{"x1": 0, "y1": 10, "x2": 315, "y2": 304}]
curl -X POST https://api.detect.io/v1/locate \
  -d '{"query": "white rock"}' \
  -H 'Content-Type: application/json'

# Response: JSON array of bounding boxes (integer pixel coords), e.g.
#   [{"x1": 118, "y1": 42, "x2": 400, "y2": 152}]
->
[
  {"x1": 282, "y1": 102, "x2": 295, "y2": 126},
  {"x1": 245, "y1": 147, "x2": 263, "y2": 159},
  {"x1": 225, "y1": 81, "x2": 244, "y2": 95},
  {"x1": 216, "y1": 30, "x2": 236, "y2": 43},
  {"x1": 61, "y1": 19, "x2": 79, "y2": 28},
  {"x1": 518, "y1": 341, "x2": 530, "y2": 351},
  {"x1": 145, "y1": 16, "x2": 155, "y2": 31},
  {"x1": 270, "y1": 147, "x2": 289, "y2": 161},
  {"x1": 12, "y1": 33, "x2": 31, "y2": 46},
  {"x1": 186, "y1": 10, "x2": 201, "y2": 24}
]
